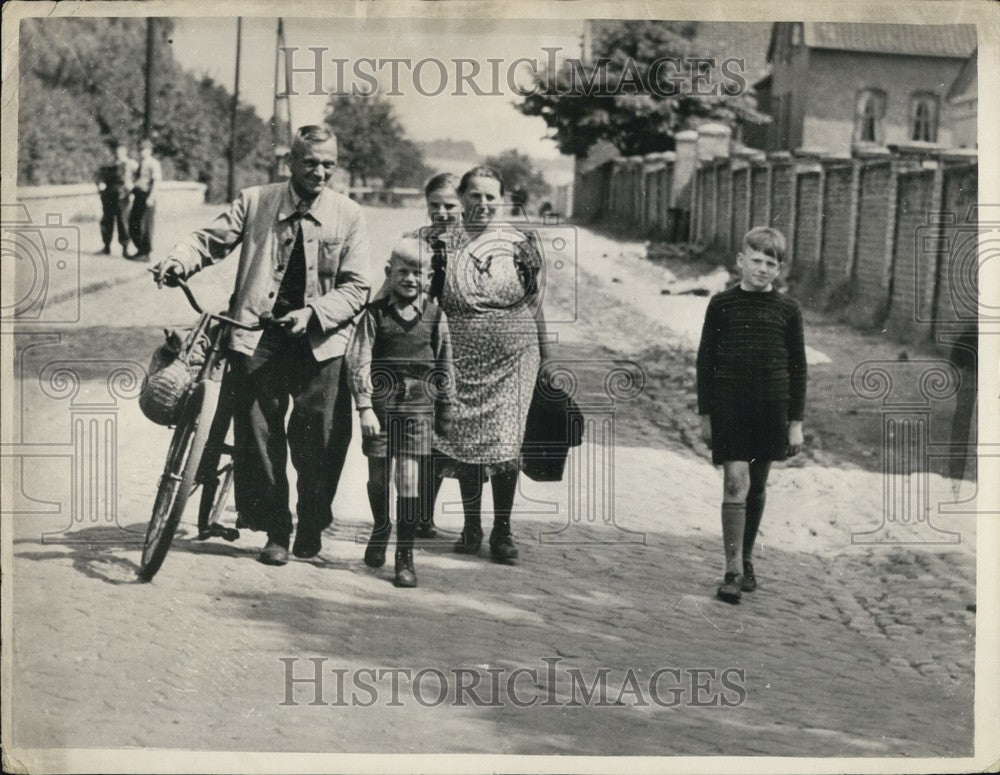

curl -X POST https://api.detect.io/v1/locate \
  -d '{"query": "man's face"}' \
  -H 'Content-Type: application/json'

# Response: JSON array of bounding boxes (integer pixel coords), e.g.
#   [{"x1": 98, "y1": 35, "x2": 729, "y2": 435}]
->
[
  {"x1": 288, "y1": 139, "x2": 338, "y2": 199},
  {"x1": 736, "y1": 248, "x2": 781, "y2": 291},
  {"x1": 387, "y1": 260, "x2": 423, "y2": 301}
]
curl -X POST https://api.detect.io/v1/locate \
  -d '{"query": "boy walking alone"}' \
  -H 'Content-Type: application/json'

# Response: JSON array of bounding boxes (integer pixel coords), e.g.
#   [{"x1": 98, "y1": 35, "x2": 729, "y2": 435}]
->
[{"x1": 696, "y1": 227, "x2": 807, "y2": 604}]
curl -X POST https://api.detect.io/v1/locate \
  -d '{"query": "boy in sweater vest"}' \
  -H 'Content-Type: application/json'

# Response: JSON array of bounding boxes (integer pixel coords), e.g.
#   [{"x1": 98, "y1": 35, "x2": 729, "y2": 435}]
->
[{"x1": 346, "y1": 238, "x2": 455, "y2": 587}]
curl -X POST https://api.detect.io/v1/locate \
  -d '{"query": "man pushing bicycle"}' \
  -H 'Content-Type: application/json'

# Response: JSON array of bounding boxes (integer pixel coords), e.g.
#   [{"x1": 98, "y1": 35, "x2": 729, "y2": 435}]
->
[{"x1": 153, "y1": 125, "x2": 370, "y2": 566}]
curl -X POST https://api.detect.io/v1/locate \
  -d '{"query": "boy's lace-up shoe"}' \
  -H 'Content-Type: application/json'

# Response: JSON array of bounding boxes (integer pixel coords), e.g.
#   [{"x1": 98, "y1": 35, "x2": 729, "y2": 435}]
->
[
  {"x1": 716, "y1": 572, "x2": 743, "y2": 604},
  {"x1": 741, "y1": 561, "x2": 757, "y2": 592}
]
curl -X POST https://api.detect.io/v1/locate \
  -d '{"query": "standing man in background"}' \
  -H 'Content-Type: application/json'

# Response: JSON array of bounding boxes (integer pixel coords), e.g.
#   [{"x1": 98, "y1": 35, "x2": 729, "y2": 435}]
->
[
  {"x1": 95, "y1": 139, "x2": 137, "y2": 256},
  {"x1": 128, "y1": 138, "x2": 162, "y2": 262}
]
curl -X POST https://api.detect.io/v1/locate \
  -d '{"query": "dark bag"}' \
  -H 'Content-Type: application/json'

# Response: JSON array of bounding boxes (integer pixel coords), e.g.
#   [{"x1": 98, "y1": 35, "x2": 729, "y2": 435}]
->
[{"x1": 520, "y1": 379, "x2": 584, "y2": 482}]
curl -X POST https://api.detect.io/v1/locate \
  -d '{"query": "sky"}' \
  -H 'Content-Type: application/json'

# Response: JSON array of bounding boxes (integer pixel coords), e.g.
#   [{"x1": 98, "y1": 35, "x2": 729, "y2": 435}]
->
[{"x1": 170, "y1": 17, "x2": 585, "y2": 162}]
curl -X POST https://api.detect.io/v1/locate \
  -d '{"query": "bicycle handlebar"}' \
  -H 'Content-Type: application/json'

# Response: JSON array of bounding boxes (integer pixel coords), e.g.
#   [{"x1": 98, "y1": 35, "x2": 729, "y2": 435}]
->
[{"x1": 148, "y1": 268, "x2": 265, "y2": 331}]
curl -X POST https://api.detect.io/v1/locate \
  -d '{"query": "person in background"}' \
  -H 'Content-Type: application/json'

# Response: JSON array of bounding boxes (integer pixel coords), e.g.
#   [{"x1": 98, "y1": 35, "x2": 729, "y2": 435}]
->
[
  {"x1": 153, "y1": 125, "x2": 370, "y2": 566},
  {"x1": 95, "y1": 139, "x2": 137, "y2": 256},
  {"x1": 127, "y1": 138, "x2": 162, "y2": 262}
]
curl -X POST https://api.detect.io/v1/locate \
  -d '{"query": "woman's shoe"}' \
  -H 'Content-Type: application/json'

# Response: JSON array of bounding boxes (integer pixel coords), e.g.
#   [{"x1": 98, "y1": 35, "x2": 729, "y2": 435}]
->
[
  {"x1": 489, "y1": 533, "x2": 518, "y2": 564},
  {"x1": 394, "y1": 549, "x2": 417, "y2": 588},
  {"x1": 453, "y1": 527, "x2": 484, "y2": 554}
]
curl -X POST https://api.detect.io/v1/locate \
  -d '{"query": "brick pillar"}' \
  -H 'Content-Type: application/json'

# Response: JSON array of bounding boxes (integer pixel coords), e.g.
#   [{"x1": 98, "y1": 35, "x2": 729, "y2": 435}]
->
[
  {"x1": 768, "y1": 152, "x2": 796, "y2": 251},
  {"x1": 673, "y1": 129, "x2": 699, "y2": 210}
]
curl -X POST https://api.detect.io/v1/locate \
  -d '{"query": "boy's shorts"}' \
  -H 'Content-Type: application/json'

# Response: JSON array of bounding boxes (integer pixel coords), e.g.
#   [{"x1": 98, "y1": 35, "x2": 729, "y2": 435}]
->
[
  {"x1": 710, "y1": 399, "x2": 789, "y2": 465},
  {"x1": 362, "y1": 409, "x2": 433, "y2": 459}
]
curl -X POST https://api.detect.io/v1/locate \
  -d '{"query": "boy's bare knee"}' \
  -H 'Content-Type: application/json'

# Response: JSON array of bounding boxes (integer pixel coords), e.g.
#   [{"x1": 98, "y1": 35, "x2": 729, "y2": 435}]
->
[{"x1": 724, "y1": 472, "x2": 750, "y2": 499}]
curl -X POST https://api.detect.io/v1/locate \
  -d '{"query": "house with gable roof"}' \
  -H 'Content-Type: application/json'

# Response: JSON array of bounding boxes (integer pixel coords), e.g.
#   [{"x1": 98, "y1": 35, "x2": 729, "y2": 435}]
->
[{"x1": 751, "y1": 23, "x2": 977, "y2": 153}]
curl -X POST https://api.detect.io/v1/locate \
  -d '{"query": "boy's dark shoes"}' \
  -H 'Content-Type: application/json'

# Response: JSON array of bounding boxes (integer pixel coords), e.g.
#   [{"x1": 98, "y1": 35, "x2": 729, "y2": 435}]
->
[
  {"x1": 394, "y1": 549, "x2": 417, "y2": 588},
  {"x1": 741, "y1": 561, "x2": 757, "y2": 592},
  {"x1": 489, "y1": 533, "x2": 518, "y2": 565},
  {"x1": 453, "y1": 527, "x2": 484, "y2": 554},
  {"x1": 259, "y1": 538, "x2": 289, "y2": 566},
  {"x1": 716, "y1": 572, "x2": 743, "y2": 604},
  {"x1": 100, "y1": 245, "x2": 111, "y2": 255},
  {"x1": 364, "y1": 529, "x2": 390, "y2": 567},
  {"x1": 292, "y1": 530, "x2": 322, "y2": 559}
]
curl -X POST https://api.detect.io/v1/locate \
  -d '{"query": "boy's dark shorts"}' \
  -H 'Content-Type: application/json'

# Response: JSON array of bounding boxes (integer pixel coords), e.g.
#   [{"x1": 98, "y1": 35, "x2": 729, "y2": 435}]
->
[
  {"x1": 362, "y1": 408, "x2": 433, "y2": 459},
  {"x1": 710, "y1": 399, "x2": 789, "y2": 465}
]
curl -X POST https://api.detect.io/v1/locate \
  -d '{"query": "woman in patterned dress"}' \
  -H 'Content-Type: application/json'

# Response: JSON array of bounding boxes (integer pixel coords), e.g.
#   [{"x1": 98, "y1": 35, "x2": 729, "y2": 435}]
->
[{"x1": 433, "y1": 166, "x2": 552, "y2": 564}]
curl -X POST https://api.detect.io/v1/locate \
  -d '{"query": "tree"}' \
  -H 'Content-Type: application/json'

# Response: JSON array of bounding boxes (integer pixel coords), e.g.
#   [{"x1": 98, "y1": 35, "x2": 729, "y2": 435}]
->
[
  {"x1": 17, "y1": 17, "x2": 274, "y2": 200},
  {"x1": 483, "y1": 149, "x2": 551, "y2": 206},
  {"x1": 324, "y1": 94, "x2": 431, "y2": 189},
  {"x1": 516, "y1": 21, "x2": 766, "y2": 158}
]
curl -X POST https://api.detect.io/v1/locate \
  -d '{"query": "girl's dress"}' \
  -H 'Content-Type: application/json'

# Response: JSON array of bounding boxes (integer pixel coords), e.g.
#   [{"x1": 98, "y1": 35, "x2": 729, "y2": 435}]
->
[{"x1": 433, "y1": 223, "x2": 542, "y2": 476}]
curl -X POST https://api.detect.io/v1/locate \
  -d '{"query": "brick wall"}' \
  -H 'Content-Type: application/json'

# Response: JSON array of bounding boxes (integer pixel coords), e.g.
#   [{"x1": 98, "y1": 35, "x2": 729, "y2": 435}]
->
[
  {"x1": 850, "y1": 163, "x2": 894, "y2": 326},
  {"x1": 732, "y1": 166, "x2": 750, "y2": 255},
  {"x1": 573, "y1": 145, "x2": 978, "y2": 344},
  {"x1": 818, "y1": 164, "x2": 856, "y2": 307},
  {"x1": 887, "y1": 169, "x2": 936, "y2": 341},
  {"x1": 792, "y1": 171, "x2": 821, "y2": 293},
  {"x1": 751, "y1": 165, "x2": 769, "y2": 228},
  {"x1": 715, "y1": 164, "x2": 732, "y2": 249},
  {"x1": 934, "y1": 165, "x2": 979, "y2": 324}
]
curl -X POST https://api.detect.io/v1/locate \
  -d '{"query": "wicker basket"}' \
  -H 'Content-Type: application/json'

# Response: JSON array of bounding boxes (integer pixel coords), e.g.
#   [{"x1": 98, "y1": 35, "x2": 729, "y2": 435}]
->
[{"x1": 139, "y1": 324, "x2": 211, "y2": 426}]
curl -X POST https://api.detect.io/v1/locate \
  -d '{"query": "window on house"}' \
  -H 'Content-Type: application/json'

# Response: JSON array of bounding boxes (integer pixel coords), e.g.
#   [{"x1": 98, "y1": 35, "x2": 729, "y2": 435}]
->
[
  {"x1": 855, "y1": 89, "x2": 886, "y2": 145},
  {"x1": 910, "y1": 93, "x2": 939, "y2": 142}
]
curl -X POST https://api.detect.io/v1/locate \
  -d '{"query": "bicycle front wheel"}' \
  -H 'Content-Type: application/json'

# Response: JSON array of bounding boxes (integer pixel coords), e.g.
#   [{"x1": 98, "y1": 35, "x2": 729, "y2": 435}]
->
[{"x1": 138, "y1": 380, "x2": 220, "y2": 582}]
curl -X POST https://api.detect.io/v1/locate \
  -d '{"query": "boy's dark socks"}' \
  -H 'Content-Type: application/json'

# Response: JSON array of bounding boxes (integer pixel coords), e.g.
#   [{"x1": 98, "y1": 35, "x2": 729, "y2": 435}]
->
[
  {"x1": 364, "y1": 482, "x2": 391, "y2": 568},
  {"x1": 743, "y1": 493, "x2": 766, "y2": 560},
  {"x1": 396, "y1": 495, "x2": 420, "y2": 550}
]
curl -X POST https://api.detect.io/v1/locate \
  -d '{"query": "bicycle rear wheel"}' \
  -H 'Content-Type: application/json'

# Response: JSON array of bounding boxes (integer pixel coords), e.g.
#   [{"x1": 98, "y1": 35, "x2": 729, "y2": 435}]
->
[{"x1": 138, "y1": 380, "x2": 220, "y2": 582}]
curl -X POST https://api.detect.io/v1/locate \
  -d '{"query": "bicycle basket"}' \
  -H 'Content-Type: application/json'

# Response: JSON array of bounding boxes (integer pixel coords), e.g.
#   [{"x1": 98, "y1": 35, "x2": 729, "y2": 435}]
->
[{"x1": 139, "y1": 323, "x2": 213, "y2": 426}]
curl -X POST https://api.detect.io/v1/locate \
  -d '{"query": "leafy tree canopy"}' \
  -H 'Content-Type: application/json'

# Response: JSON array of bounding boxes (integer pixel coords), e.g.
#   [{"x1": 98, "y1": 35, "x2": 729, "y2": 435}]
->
[
  {"x1": 324, "y1": 94, "x2": 431, "y2": 189},
  {"x1": 18, "y1": 17, "x2": 274, "y2": 201},
  {"x1": 517, "y1": 21, "x2": 766, "y2": 158},
  {"x1": 483, "y1": 149, "x2": 551, "y2": 207}
]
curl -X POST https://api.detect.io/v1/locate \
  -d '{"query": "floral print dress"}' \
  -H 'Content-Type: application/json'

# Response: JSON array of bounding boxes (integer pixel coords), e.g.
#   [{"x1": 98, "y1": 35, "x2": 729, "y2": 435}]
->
[{"x1": 434, "y1": 224, "x2": 542, "y2": 475}]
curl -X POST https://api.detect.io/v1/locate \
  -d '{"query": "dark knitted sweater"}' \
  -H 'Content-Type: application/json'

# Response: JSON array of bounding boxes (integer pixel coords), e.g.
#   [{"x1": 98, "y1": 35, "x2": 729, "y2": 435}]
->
[{"x1": 696, "y1": 286, "x2": 807, "y2": 420}]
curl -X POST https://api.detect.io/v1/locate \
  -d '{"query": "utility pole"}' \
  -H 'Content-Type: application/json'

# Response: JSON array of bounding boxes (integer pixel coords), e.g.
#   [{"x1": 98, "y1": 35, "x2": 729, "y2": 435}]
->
[
  {"x1": 144, "y1": 18, "x2": 155, "y2": 138},
  {"x1": 227, "y1": 17, "x2": 243, "y2": 201}
]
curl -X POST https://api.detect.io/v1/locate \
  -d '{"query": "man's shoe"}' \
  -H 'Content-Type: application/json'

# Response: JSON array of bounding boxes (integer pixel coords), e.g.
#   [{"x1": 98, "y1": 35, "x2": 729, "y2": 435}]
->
[
  {"x1": 453, "y1": 527, "x2": 483, "y2": 554},
  {"x1": 259, "y1": 539, "x2": 289, "y2": 566},
  {"x1": 741, "y1": 561, "x2": 757, "y2": 592},
  {"x1": 100, "y1": 245, "x2": 111, "y2": 255},
  {"x1": 716, "y1": 572, "x2": 743, "y2": 604},
  {"x1": 489, "y1": 533, "x2": 518, "y2": 565},
  {"x1": 292, "y1": 531, "x2": 322, "y2": 559},
  {"x1": 394, "y1": 549, "x2": 417, "y2": 588},
  {"x1": 127, "y1": 253, "x2": 150, "y2": 263}
]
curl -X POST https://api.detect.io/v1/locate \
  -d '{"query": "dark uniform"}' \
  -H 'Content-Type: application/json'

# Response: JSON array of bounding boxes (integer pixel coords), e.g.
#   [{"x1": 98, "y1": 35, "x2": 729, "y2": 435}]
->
[{"x1": 96, "y1": 154, "x2": 136, "y2": 254}]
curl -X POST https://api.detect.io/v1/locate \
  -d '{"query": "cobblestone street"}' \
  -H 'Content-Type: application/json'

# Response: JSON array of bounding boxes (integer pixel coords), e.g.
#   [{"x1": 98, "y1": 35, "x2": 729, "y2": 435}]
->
[{"x1": 4, "y1": 204, "x2": 982, "y2": 766}]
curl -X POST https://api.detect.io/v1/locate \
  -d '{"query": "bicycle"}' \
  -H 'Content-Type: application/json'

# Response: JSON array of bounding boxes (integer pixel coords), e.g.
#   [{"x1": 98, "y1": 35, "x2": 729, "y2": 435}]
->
[{"x1": 137, "y1": 277, "x2": 269, "y2": 582}]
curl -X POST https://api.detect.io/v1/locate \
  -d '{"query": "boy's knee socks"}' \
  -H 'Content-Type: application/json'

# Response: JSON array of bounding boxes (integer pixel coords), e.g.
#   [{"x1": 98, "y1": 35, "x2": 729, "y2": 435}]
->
[
  {"x1": 396, "y1": 495, "x2": 420, "y2": 550},
  {"x1": 743, "y1": 493, "x2": 766, "y2": 561},
  {"x1": 367, "y1": 482, "x2": 390, "y2": 535},
  {"x1": 721, "y1": 502, "x2": 746, "y2": 575}
]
